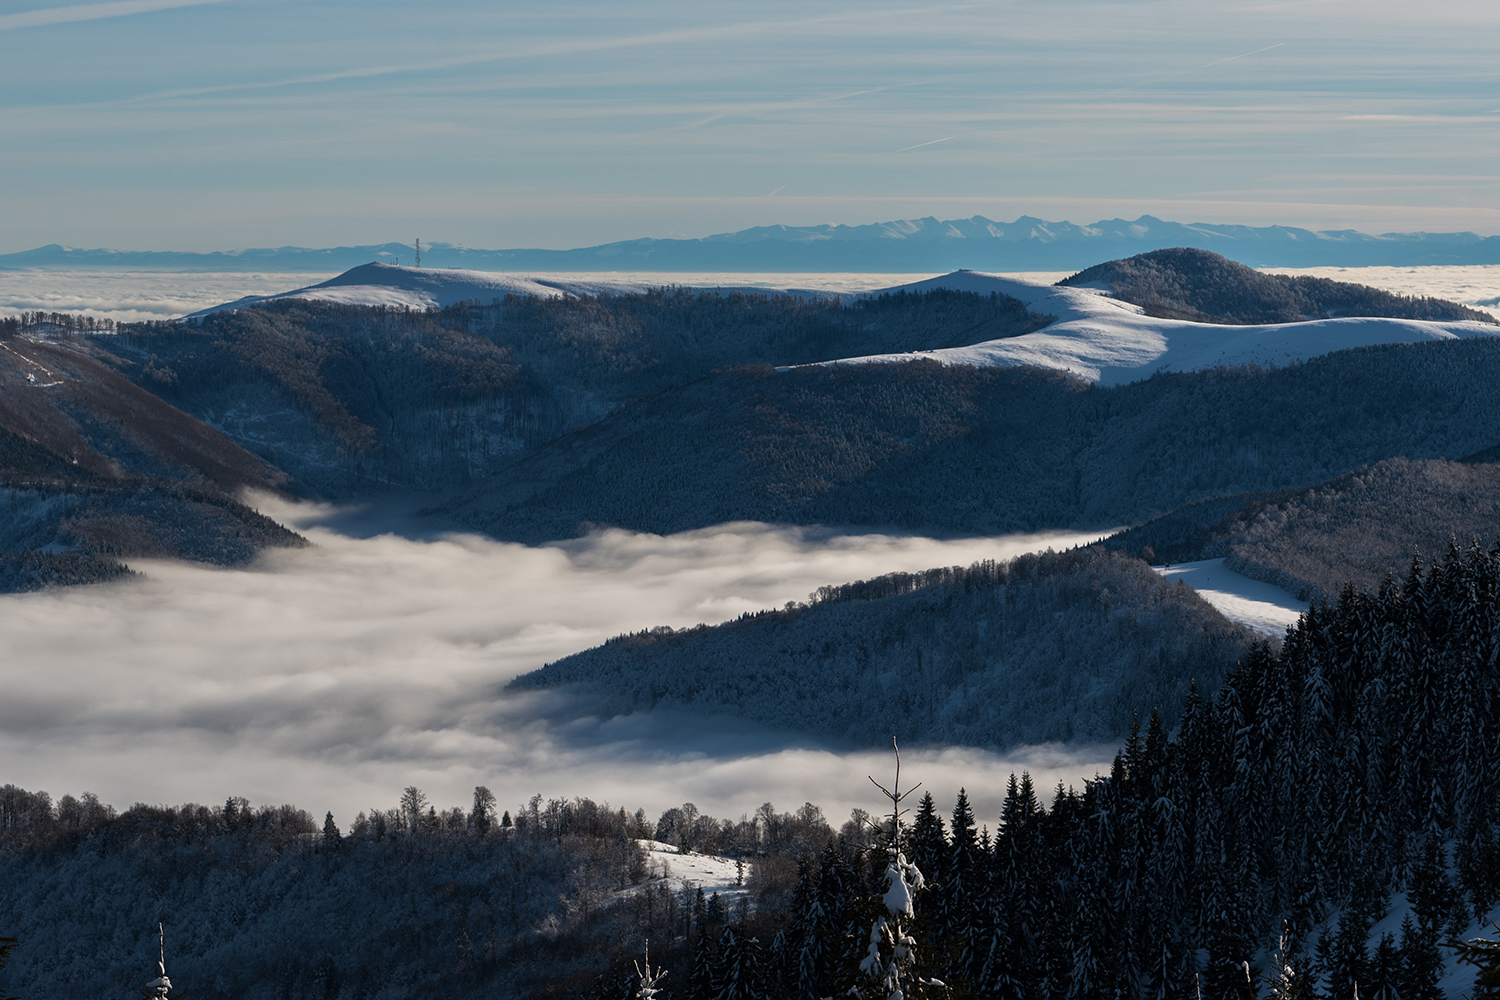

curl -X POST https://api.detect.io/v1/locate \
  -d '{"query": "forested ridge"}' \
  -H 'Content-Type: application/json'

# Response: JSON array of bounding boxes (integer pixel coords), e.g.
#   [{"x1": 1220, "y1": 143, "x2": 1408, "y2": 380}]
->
[
  {"x1": 447, "y1": 337, "x2": 1500, "y2": 543},
  {"x1": 1059, "y1": 249, "x2": 1497, "y2": 326},
  {"x1": 89, "y1": 289, "x2": 1047, "y2": 496},
  {"x1": 5, "y1": 542, "x2": 1500, "y2": 998},
  {"x1": 1099, "y1": 457, "x2": 1500, "y2": 602},
  {"x1": 513, "y1": 548, "x2": 1257, "y2": 747}
]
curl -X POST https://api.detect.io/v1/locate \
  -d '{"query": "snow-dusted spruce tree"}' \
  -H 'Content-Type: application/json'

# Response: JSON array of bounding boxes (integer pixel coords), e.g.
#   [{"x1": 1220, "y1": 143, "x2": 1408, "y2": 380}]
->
[
  {"x1": 854, "y1": 739, "x2": 944, "y2": 1000},
  {"x1": 633, "y1": 941, "x2": 668, "y2": 999},
  {"x1": 140, "y1": 924, "x2": 183, "y2": 1000},
  {"x1": 1264, "y1": 925, "x2": 1314, "y2": 1000}
]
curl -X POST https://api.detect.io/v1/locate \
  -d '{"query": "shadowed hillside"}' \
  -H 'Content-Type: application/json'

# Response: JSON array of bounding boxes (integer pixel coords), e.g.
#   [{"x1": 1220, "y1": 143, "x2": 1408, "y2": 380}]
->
[
  {"x1": 95, "y1": 289, "x2": 1049, "y2": 495},
  {"x1": 512, "y1": 548, "x2": 1257, "y2": 748},
  {"x1": 445, "y1": 337, "x2": 1500, "y2": 543},
  {"x1": 0, "y1": 317, "x2": 305, "y2": 591},
  {"x1": 1098, "y1": 456, "x2": 1500, "y2": 601}
]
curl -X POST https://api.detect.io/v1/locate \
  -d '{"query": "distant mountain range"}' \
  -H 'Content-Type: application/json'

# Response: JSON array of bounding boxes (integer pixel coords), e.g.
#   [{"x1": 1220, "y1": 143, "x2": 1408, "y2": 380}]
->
[{"x1": 7, "y1": 215, "x2": 1500, "y2": 272}]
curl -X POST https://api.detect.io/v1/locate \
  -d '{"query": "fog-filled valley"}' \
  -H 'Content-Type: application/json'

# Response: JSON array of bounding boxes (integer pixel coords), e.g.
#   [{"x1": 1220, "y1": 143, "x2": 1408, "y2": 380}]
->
[
  {"x1": 0, "y1": 509, "x2": 1116, "y2": 821},
  {"x1": 4, "y1": 254, "x2": 1500, "y2": 998}
]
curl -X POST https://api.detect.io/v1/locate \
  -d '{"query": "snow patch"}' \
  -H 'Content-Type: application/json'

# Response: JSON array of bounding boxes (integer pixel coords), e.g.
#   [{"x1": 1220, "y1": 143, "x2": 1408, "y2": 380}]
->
[
  {"x1": 636, "y1": 840, "x2": 750, "y2": 904},
  {"x1": 1154, "y1": 558, "x2": 1306, "y2": 637}
]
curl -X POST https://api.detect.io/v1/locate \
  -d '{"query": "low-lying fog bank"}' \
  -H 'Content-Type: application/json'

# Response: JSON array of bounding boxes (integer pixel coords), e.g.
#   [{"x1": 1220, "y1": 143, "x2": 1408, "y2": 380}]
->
[{"x1": 0, "y1": 504, "x2": 1115, "y2": 827}]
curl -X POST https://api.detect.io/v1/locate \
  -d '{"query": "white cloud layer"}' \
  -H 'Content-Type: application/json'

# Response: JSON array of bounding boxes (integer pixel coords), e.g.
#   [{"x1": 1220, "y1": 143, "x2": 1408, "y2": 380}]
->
[
  {"x1": 0, "y1": 505, "x2": 1114, "y2": 828},
  {"x1": 0, "y1": 270, "x2": 340, "y2": 323},
  {"x1": 5, "y1": 266, "x2": 1494, "y2": 324}
]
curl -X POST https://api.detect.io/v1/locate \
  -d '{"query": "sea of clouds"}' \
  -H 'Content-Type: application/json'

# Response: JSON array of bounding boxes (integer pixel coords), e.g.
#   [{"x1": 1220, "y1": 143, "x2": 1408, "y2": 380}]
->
[{"x1": 0, "y1": 502, "x2": 1115, "y2": 829}]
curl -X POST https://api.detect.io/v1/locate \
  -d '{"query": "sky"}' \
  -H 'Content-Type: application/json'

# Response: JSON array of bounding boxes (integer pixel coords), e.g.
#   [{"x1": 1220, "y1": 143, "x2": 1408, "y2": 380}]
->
[
  {"x1": 1, "y1": 0, "x2": 1498, "y2": 252},
  {"x1": 0, "y1": 508, "x2": 1115, "y2": 825}
]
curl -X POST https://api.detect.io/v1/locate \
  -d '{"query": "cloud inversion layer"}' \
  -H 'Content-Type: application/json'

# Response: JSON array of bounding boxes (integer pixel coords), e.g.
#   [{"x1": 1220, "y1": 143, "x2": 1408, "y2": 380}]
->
[{"x1": 0, "y1": 507, "x2": 1113, "y2": 825}]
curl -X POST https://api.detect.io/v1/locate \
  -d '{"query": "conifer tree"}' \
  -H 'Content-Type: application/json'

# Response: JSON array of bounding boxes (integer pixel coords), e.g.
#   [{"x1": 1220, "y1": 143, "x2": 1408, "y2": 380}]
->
[
  {"x1": 1397, "y1": 915, "x2": 1444, "y2": 1000},
  {"x1": 687, "y1": 925, "x2": 716, "y2": 1000},
  {"x1": 714, "y1": 926, "x2": 762, "y2": 1000},
  {"x1": 322, "y1": 811, "x2": 341, "y2": 851},
  {"x1": 1365, "y1": 933, "x2": 1401, "y2": 1000},
  {"x1": 1325, "y1": 907, "x2": 1370, "y2": 1000},
  {"x1": 1265, "y1": 928, "x2": 1315, "y2": 1000},
  {"x1": 854, "y1": 739, "x2": 936, "y2": 1000}
]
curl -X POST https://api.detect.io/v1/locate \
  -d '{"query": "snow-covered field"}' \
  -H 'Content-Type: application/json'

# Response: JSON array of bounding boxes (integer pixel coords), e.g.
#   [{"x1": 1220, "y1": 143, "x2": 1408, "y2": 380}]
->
[
  {"x1": 0, "y1": 269, "x2": 341, "y2": 324},
  {"x1": 1154, "y1": 558, "x2": 1307, "y2": 638},
  {"x1": 636, "y1": 841, "x2": 750, "y2": 907}
]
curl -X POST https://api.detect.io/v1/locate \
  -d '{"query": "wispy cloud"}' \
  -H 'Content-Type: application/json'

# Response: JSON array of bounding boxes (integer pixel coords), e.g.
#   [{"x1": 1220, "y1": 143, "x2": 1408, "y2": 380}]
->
[
  {"x1": 1109, "y1": 41, "x2": 1288, "y2": 94},
  {"x1": 0, "y1": 0, "x2": 230, "y2": 32},
  {"x1": 107, "y1": 11, "x2": 950, "y2": 105}
]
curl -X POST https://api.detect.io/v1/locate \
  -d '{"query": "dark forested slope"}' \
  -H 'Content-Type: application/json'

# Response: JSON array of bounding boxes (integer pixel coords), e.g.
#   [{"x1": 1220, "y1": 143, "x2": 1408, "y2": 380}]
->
[
  {"x1": 93, "y1": 290, "x2": 1048, "y2": 497},
  {"x1": 513, "y1": 548, "x2": 1257, "y2": 747},
  {"x1": 0, "y1": 319, "x2": 304, "y2": 591},
  {"x1": 1099, "y1": 457, "x2": 1500, "y2": 601},
  {"x1": 1059, "y1": 248, "x2": 1496, "y2": 325},
  {"x1": 446, "y1": 337, "x2": 1500, "y2": 543}
]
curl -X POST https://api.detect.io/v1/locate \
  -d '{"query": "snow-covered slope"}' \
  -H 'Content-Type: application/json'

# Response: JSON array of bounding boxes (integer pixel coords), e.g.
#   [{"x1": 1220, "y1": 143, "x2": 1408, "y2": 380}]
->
[
  {"x1": 635, "y1": 841, "x2": 750, "y2": 904},
  {"x1": 804, "y1": 271, "x2": 1499, "y2": 386},
  {"x1": 1154, "y1": 558, "x2": 1306, "y2": 638},
  {"x1": 189, "y1": 262, "x2": 806, "y2": 316}
]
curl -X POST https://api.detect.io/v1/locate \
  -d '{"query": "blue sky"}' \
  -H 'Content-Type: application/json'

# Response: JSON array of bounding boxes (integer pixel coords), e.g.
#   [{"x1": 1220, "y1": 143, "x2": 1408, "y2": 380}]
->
[{"x1": 1, "y1": 0, "x2": 1497, "y2": 251}]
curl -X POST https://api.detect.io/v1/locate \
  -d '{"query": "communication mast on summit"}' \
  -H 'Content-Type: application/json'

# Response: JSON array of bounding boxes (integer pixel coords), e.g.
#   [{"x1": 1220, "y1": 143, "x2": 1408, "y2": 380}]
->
[{"x1": 414, "y1": 238, "x2": 421, "y2": 268}]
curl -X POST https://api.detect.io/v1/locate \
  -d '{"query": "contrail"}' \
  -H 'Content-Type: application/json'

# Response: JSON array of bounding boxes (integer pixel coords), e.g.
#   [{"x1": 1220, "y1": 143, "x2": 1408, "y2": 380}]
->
[
  {"x1": 897, "y1": 136, "x2": 955, "y2": 152},
  {"x1": 1111, "y1": 41, "x2": 1288, "y2": 93}
]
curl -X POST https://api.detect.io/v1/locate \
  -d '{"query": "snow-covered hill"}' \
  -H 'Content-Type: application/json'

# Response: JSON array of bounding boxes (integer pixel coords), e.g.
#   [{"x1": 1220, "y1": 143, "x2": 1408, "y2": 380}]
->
[
  {"x1": 198, "y1": 264, "x2": 1499, "y2": 385},
  {"x1": 802, "y1": 270, "x2": 1500, "y2": 385},
  {"x1": 187, "y1": 262, "x2": 670, "y2": 315}
]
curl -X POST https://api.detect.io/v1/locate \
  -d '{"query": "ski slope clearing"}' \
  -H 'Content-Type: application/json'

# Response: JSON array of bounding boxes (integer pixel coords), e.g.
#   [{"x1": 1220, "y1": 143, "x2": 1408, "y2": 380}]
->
[
  {"x1": 1154, "y1": 558, "x2": 1306, "y2": 637},
  {"x1": 804, "y1": 271, "x2": 1500, "y2": 385}
]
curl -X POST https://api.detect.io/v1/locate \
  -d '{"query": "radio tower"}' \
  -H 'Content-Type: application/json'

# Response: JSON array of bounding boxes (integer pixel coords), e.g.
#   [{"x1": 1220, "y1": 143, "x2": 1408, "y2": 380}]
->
[{"x1": 414, "y1": 238, "x2": 421, "y2": 268}]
